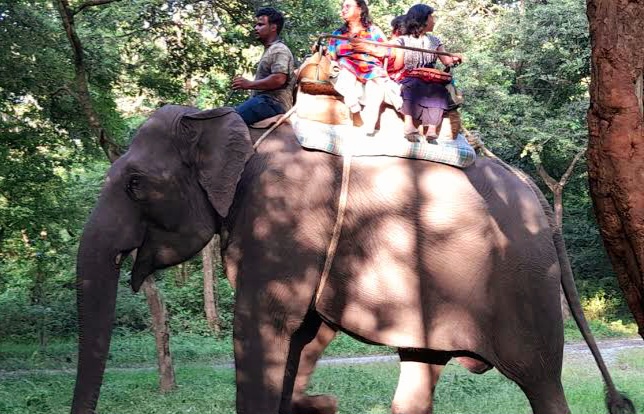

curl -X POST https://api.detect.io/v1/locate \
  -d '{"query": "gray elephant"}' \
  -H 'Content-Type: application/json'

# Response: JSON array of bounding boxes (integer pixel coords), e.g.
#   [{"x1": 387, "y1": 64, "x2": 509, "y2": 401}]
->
[{"x1": 71, "y1": 105, "x2": 633, "y2": 414}]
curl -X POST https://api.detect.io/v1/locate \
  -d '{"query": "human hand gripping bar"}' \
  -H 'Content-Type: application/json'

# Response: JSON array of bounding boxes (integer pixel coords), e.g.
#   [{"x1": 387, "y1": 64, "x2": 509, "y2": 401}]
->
[{"x1": 318, "y1": 33, "x2": 462, "y2": 59}]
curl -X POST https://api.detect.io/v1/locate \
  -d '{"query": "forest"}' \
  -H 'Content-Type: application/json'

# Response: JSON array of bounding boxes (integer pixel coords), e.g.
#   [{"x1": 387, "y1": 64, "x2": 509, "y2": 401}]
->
[
  {"x1": 1, "y1": 0, "x2": 643, "y2": 390},
  {"x1": 3, "y1": 0, "x2": 644, "y2": 413},
  {"x1": 1, "y1": 0, "x2": 637, "y2": 344}
]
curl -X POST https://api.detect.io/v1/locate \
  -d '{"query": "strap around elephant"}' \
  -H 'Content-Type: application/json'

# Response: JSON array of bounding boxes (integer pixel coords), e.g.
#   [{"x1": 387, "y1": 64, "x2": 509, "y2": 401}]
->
[{"x1": 315, "y1": 152, "x2": 352, "y2": 304}]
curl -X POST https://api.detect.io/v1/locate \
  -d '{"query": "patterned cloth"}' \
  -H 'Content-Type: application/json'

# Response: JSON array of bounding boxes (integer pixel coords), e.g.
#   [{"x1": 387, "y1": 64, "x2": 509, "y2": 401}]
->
[
  {"x1": 396, "y1": 34, "x2": 449, "y2": 124},
  {"x1": 396, "y1": 34, "x2": 443, "y2": 70},
  {"x1": 291, "y1": 116, "x2": 476, "y2": 168},
  {"x1": 252, "y1": 40, "x2": 296, "y2": 110},
  {"x1": 328, "y1": 26, "x2": 389, "y2": 83}
]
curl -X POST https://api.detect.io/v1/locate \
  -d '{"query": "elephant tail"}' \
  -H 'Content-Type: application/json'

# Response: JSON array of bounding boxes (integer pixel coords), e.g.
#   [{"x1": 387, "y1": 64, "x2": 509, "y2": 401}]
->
[
  {"x1": 482, "y1": 153, "x2": 635, "y2": 414},
  {"x1": 553, "y1": 221, "x2": 635, "y2": 414}
]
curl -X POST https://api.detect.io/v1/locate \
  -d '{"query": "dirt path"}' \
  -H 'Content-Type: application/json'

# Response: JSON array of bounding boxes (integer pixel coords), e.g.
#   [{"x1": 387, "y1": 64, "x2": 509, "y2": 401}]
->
[
  {"x1": 562, "y1": 338, "x2": 643, "y2": 363},
  {"x1": 307, "y1": 338, "x2": 644, "y2": 368},
  {"x1": 1, "y1": 338, "x2": 641, "y2": 379}
]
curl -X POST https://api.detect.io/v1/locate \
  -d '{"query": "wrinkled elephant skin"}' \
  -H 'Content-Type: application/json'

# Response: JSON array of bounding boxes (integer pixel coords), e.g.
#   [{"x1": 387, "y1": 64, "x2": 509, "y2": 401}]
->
[{"x1": 71, "y1": 105, "x2": 632, "y2": 414}]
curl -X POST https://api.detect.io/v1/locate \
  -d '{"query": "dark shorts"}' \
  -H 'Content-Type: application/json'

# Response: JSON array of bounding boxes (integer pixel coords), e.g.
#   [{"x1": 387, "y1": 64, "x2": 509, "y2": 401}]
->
[
  {"x1": 235, "y1": 94, "x2": 286, "y2": 125},
  {"x1": 400, "y1": 77, "x2": 449, "y2": 125}
]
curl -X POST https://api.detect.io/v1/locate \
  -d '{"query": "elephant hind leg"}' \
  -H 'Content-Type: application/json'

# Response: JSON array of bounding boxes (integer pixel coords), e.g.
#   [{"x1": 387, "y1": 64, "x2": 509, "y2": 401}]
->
[
  {"x1": 391, "y1": 349, "x2": 450, "y2": 414},
  {"x1": 291, "y1": 395, "x2": 338, "y2": 414},
  {"x1": 494, "y1": 359, "x2": 569, "y2": 414},
  {"x1": 519, "y1": 380, "x2": 569, "y2": 414}
]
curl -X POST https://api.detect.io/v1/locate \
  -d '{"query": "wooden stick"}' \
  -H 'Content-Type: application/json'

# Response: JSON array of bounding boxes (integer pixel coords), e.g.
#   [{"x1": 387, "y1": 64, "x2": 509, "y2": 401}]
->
[{"x1": 318, "y1": 33, "x2": 461, "y2": 58}]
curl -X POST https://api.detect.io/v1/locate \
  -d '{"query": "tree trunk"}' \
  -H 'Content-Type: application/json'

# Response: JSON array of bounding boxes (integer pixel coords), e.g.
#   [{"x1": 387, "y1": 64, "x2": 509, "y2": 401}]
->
[
  {"x1": 55, "y1": 0, "x2": 179, "y2": 384},
  {"x1": 141, "y1": 277, "x2": 176, "y2": 392},
  {"x1": 203, "y1": 236, "x2": 221, "y2": 335},
  {"x1": 587, "y1": 0, "x2": 644, "y2": 339},
  {"x1": 535, "y1": 151, "x2": 584, "y2": 321},
  {"x1": 54, "y1": 0, "x2": 122, "y2": 162},
  {"x1": 175, "y1": 263, "x2": 189, "y2": 286}
]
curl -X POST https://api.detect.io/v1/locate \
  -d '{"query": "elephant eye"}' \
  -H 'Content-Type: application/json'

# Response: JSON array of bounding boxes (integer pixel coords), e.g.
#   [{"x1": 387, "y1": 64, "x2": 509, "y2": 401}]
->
[{"x1": 126, "y1": 176, "x2": 143, "y2": 199}]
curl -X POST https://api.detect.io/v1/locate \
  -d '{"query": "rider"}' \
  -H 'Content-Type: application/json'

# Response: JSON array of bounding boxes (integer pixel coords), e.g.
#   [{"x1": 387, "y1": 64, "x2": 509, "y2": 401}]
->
[
  {"x1": 327, "y1": 0, "x2": 389, "y2": 136},
  {"x1": 390, "y1": 4, "x2": 462, "y2": 141},
  {"x1": 387, "y1": 15, "x2": 407, "y2": 83},
  {"x1": 232, "y1": 7, "x2": 296, "y2": 125}
]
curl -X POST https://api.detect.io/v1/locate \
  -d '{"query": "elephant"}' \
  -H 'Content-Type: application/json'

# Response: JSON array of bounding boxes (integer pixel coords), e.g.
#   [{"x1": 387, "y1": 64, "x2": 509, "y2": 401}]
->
[{"x1": 71, "y1": 104, "x2": 634, "y2": 414}]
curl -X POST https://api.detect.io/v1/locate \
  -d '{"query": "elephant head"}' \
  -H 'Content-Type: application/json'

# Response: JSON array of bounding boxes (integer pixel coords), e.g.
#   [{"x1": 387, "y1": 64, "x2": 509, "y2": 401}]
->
[{"x1": 71, "y1": 105, "x2": 253, "y2": 413}]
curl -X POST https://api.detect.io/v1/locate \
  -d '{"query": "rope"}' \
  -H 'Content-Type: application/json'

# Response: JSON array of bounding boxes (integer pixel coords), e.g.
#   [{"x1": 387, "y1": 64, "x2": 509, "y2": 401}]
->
[
  {"x1": 253, "y1": 105, "x2": 298, "y2": 150},
  {"x1": 250, "y1": 101, "x2": 352, "y2": 304},
  {"x1": 318, "y1": 33, "x2": 461, "y2": 58},
  {"x1": 316, "y1": 153, "x2": 353, "y2": 304}
]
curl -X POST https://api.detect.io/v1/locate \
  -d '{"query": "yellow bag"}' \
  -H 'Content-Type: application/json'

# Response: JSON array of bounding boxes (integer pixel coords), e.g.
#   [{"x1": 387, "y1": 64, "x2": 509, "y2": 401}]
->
[{"x1": 297, "y1": 52, "x2": 340, "y2": 96}]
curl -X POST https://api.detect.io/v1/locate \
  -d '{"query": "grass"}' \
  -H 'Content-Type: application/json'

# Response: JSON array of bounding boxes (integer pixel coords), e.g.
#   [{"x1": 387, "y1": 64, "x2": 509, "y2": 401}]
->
[
  {"x1": 0, "y1": 348, "x2": 642, "y2": 414},
  {"x1": 0, "y1": 332, "x2": 390, "y2": 371},
  {"x1": 0, "y1": 318, "x2": 637, "y2": 371}
]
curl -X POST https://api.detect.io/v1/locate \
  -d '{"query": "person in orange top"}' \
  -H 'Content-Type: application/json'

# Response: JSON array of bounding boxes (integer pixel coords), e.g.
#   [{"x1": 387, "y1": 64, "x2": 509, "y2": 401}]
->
[{"x1": 387, "y1": 15, "x2": 407, "y2": 83}]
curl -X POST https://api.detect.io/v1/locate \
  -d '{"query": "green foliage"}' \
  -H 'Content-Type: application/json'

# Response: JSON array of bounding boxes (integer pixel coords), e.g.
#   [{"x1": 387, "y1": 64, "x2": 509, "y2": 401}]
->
[
  {"x1": 563, "y1": 318, "x2": 639, "y2": 342},
  {"x1": 160, "y1": 265, "x2": 235, "y2": 335},
  {"x1": 0, "y1": 0, "x2": 635, "y2": 348}
]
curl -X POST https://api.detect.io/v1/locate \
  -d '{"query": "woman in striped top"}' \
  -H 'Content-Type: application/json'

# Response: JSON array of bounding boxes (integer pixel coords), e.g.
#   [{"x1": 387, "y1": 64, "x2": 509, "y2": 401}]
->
[{"x1": 390, "y1": 4, "x2": 462, "y2": 141}]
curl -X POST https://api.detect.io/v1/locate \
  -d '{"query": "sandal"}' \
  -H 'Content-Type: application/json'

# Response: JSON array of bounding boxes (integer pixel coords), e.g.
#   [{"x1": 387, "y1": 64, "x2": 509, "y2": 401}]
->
[{"x1": 405, "y1": 132, "x2": 422, "y2": 143}]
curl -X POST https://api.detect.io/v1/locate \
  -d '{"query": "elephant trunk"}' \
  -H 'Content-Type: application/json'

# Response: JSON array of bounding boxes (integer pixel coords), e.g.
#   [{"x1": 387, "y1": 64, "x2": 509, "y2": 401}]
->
[
  {"x1": 71, "y1": 194, "x2": 143, "y2": 414},
  {"x1": 71, "y1": 250, "x2": 119, "y2": 414}
]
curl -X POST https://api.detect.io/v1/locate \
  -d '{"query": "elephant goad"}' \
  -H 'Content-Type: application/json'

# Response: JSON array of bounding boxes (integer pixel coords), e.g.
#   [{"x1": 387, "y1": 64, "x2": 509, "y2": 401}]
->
[{"x1": 71, "y1": 105, "x2": 634, "y2": 414}]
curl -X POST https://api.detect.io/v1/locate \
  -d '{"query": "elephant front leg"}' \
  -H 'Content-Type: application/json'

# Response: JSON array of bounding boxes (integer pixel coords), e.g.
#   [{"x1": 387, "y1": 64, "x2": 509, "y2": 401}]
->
[
  {"x1": 391, "y1": 349, "x2": 450, "y2": 414},
  {"x1": 234, "y1": 277, "x2": 317, "y2": 414},
  {"x1": 290, "y1": 320, "x2": 339, "y2": 414}
]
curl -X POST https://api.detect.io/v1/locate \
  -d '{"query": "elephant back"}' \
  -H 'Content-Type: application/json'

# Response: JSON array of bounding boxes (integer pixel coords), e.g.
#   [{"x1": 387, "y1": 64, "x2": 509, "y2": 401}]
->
[{"x1": 314, "y1": 156, "x2": 561, "y2": 356}]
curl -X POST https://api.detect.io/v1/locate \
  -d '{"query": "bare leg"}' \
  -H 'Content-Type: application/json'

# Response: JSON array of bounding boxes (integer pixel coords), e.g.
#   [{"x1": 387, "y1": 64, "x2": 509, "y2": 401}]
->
[
  {"x1": 424, "y1": 124, "x2": 438, "y2": 139},
  {"x1": 361, "y1": 79, "x2": 385, "y2": 135},
  {"x1": 404, "y1": 114, "x2": 418, "y2": 134},
  {"x1": 404, "y1": 115, "x2": 422, "y2": 142}
]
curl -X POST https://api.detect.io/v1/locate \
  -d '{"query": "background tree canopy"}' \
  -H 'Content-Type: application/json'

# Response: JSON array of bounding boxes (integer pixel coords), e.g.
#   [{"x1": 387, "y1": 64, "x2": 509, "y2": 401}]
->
[{"x1": 0, "y1": 0, "x2": 633, "y2": 342}]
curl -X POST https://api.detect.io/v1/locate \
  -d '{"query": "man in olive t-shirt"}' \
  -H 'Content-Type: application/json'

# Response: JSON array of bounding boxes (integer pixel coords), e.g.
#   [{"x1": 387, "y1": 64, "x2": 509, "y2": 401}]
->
[{"x1": 232, "y1": 7, "x2": 295, "y2": 125}]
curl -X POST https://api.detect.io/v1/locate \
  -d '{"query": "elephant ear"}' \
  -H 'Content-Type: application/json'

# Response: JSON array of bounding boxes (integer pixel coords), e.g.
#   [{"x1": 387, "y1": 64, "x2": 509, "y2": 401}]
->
[{"x1": 178, "y1": 107, "x2": 254, "y2": 217}]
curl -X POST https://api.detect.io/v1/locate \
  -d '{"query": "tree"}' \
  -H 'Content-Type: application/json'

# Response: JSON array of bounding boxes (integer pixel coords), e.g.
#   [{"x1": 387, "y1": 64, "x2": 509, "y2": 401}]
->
[
  {"x1": 202, "y1": 236, "x2": 221, "y2": 336},
  {"x1": 587, "y1": 0, "x2": 644, "y2": 339},
  {"x1": 534, "y1": 149, "x2": 586, "y2": 320},
  {"x1": 53, "y1": 0, "x2": 176, "y2": 387},
  {"x1": 141, "y1": 277, "x2": 176, "y2": 392},
  {"x1": 54, "y1": 0, "x2": 123, "y2": 161}
]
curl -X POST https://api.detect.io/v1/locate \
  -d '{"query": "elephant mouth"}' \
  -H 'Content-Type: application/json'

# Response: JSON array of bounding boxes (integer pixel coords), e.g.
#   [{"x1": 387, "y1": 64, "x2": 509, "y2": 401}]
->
[
  {"x1": 108, "y1": 248, "x2": 149, "y2": 293},
  {"x1": 129, "y1": 245, "x2": 158, "y2": 293},
  {"x1": 114, "y1": 249, "x2": 134, "y2": 267},
  {"x1": 128, "y1": 228, "x2": 207, "y2": 292}
]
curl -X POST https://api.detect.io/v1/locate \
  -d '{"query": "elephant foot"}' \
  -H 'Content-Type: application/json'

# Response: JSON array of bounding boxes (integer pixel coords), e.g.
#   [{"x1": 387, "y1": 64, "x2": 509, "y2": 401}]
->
[{"x1": 291, "y1": 394, "x2": 338, "y2": 414}]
